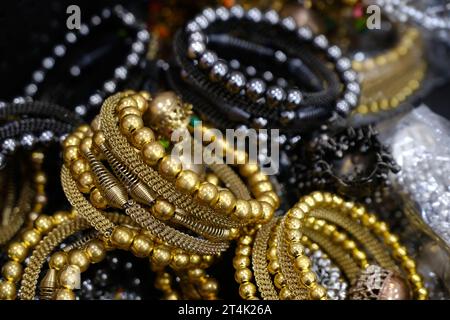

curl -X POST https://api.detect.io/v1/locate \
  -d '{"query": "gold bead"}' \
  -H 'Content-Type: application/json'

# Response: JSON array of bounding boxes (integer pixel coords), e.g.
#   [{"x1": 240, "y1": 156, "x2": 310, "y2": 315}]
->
[
  {"x1": 77, "y1": 171, "x2": 95, "y2": 193},
  {"x1": 260, "y1": 202, "x2": 274, "y2": 222},
  {"x1": 52, "y1": 211, "x2": 70, "y2": 224},
  {"x1": 202, "y1": 255, "x2": 214, "y2": 265},
  {"x1": 142, "y1": 141, "x2": 165, "y2": 166},
  {"x1": 120, "y1": 114, "x2": 144, "y2": 136},
  {"x1": 279, "y1": 286, "x2": 293, "y2": 300},
  {"x1": 151, "y1": 245, "x2": 172, "y2": 266},
  {"x1": 188, "y1": 268, "x2": 206, "y2": 279},
  {"x1": 274, "y1": 273, "x2": 286, "y2": 289},
  {"x1": 63, "y1": 135, "x2": 81, "y2": 148},
  {"x1": 266, "y1": 246, "x2": 277, "y2": 261},
  {"x1": 252, "y1": 181, "x2": 273, "y2": 196},
  {"x1": 159, "y1": 156, "x2": 182, "y2": 179},
  {"x1": 63, "y1": 146, "x2": 81, "y2": 163},
  {"x1": 131, "y1": 94, "x2": 149, "y2": 113},
  {"x1": 189, "y1": 254, "x2": 202, "y2": 265},
  {"x1": 257, "y1": 194, "x2": 276, "y2": 208},
  {"x1": 111, "y1": 226, "x2": 135, "y2": 249},
  {"x1": 248, "y1": 172, "x2": 268, "y2": 186},
  {"x1": 235, "y1": 268, "x2": 253, "y2": 284},
  {"x1": 288, "y1": 243, "x2": 305, "y2": 257},
  {"x1": 72, "y1": 131, "x2": 85, "y2": 139},
  {"x1": 76, "y1": 124, "x2": 91, "y2": 133},
  {"x1": 197, "y1": 182, "x2": 219, "y2": 205},
  {"x1": 68, "y1": 249, "x2": 90, "y2": 272},
  {"x1": 205, "y1": 173, "x2": 220, "y2": 186},
  {"x1": 393, "y1": 246, "x2": 408, "y2": 259},
  {"x1": 139, "y1": 91, "x2": 151, "y2": 101},
  {"x1": 311, "y1": 191, "x2": 324, "y2": 203},
  {"x1": 131, "y1": 127, "x2": 155, "y2": 149},
  {"x1": 175, "y1": 170, "x2": 200, "y2": 194},
  {"x1": 90, "y1": 188, "x2": 108, "y2": 209},
  {"x1": 235, "y1": 245, "x2": 251, "y2": 257},
  {"x1": 286, "y1": 217, "x2": 301, "y2": 230},
  {"x1": 301, "y1": 271, "x2": 317, "y2": 288},
  {"x1": 130, "y1": 234, "x2": 154, "y2": 258},
  {"x1": 199, "y1": 278, "x2": 219, "y2": 297},
  {"x1": 294, "y1": 255, "x2": 311, "y2": 271},
  {"x1": 49, "y1": 252, "x2": 68, "y2": 270},
  {"x1": 285, "y1": 229, "x2": 303, "y2": 243},
  {"x1": 232, "y1": 200, "x2": 251, "y2": 220},
  {"x1": 248, "y1": 200, "x2": 262, "y2": 220},
  {"x1": 402, "y1": 258, "x2": 416, "y2": 272},
  {"x1": 214, "y1": 190, "x2": 236, "y2": 214},
  {"x1": 70, "y1": 159, "x2": 89, "y2": 178},
  {"x1": 239, "y1": 282, "x2": 257, "y2": 299},
  {"x1": 155, "y1": 272, "x2": 171, "y2": 289},
  {"x1": 2, "y1": 261, "x2": 22, "y2": 282},
  {"x1": 267, "y1": 260, "x2": 280, "y2": 274},
  {"x1": 79, "y1": 137, "x2": 93, "y2": 155},
  {"x1": 416, "y1": 287, "x2": 428, "y2": 300},
  {"x1": 310, "y1": 284, "x2": 327, "y2": 300},
  {"x1": 21, "y1": 229, "x2": 41, "y2": 248},
  {"x1": 117, "y1": 96, "x2": 138, "y2": 113},
  {"x1": 239, "y1": 163, "x2": 259, "y2": 177},
  {"x1": 152, "y1": 199, "x2": 175, "y2": 221},
  {"x1": 119, "y1": 106, "x2": 141, "y2": 119},
  {"x1": 332, "y1": 231, "x2": 347, "y2": 243},
  {"x1": 0, "y1": 280, "x2": 16, "y2": 300},
  {"x1": 91, "y1": 116, "x2": 101, "y2": 131},
  {"x1": 288, "y1": 207, "x2": 305, "y2": 220},
  {"x1": 171, "y1": 252, "x2": 190, "y2": 269},
  {"x1": 353, "y1": 249, "x2": 367, "y2": 261},
  {"x1": 55, "y1": 288, "x2": 76, "y2": 300},
  {"x1": 361, "y1": 213, "x2": 377, "y2": 226},
  {"x1": 262, "y1": 191, "x2": 280, "y2": 208},
  {"x1": 85, "y1": 240, "x2": 106, "y2": 263},
  {"x1": 233, "y1": 255, "x2": 251, "y2": 270},
  {"x1": 8, "y1": 242, "x2": 28, "y2": 262},
  {"x1": 59, "y1": 265, "x2": 81, "y2": 289},
  {"x1": 384, "y1": 233, "x2": 399, "y2": 246},
  {"x1": 92, "y1": 131, "x2": 106, "y2": 151},
  {"x1": 343, "y1": 240, "x2": 356, "y2": 251}
]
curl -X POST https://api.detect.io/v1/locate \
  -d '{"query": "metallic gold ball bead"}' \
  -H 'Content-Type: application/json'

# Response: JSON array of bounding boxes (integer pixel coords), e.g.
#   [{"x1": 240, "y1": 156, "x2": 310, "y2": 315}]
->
[
  {"x1": 267, "y1": 247, "x2": 278, "y2": 261},
  {"x1": 92, "y1": 131, "x2": 106, "y2": 151},
  {"x1": 159, "y1": 156, "x2": 182, "y2": 179},
  {"x1": 214, "y1": 190, "x2": 236, "y2": 214},
  {"x1": 151, "y1": 245, "x2": 172, "y2": 266},
  {"x1": 171, "y1": 252, "x2": 190, "y2": 269},
  {"x1": 301, "y1": 271, "x2": 317, "y2": 288},
  {"x1": 268, "y1": 260, "x2": 280, "y2": 274},
  {"x1": 131, "y1": 94, "x2": 149, "y2": 113},
  {"x1": 63, "y1": 146, "x2": 81, "y2": 163},
  {"x1": 189, "y1": 254, "x2": 202, "y2": 265},
  {"x1": 233, "y1": 255, "x2": 250, "y2": 269},
  {"x1": 343, "y1": 240, "x2": 356, "y2": 251},
  {"x1": 258, "y1": 194, "x2": 276, "y2": 208},
  {"x1": 239, "y1": 282, "x2": 257, "y2": 299},
  {"x1": 310, "y1": 284, "x2": 327, "y2": 300},
  {"x1": 0, "y1": 280, "x2": 16, "y2": 300},
  {"x1": 353, "y1": 249, "x2": 367, "y2": 261},
  {"x1": 8, "y1": 242, "x2": 28, "y2": 263},
  {"x1": 175, "y1": 170, "x2": 200, "y2": 194},
  {"x1": 63, "y1": 135, "x2": 81, "y2": 148},
  {"x1": 77, "y1": 171, "x2": 95, "y2": 193},
  {"x1": 152, "y1": 199, "x2": 175, "y2": 221},
  {"x1": 235, "y1": 245, "x2": 251, "y2": 257},
  {"x1": 52, "y1": 211, "x2": 70, "y2": 224},
  {"x1": 286, "y1": 217, "x2": 301, "y2": 231},
  {"x1": 139, "y1": 91, "x2": 151, "y2": 101},
  {"x1": 239, "y1": 163, "x2": 259, "y2": 177},
  {"x1": 235, "y1": 268, "x2": 253, "y2": 284},
  {"x1": 155, "y1": 272, "x2": 171, "y2": 289},
  {"x1": 228, "y1": 228, "x2": 240, "y2": 240},
  {"x1": 274, "y1": 273, "x2": 286, "y2": 289},
  {"x1": 197, "y1": 182, "x2": 219, "y2": 205},
  {"x1": 252, "y1": 181, "x2": 273, "y2": 196},
  {"x1": 260, "y1": 202, "x2": 274, "y2": 223},
  {"x1": 294, "y1": 255, "x2": 311, "y2": 271},
  {"x1": 79, "y1": 137, "x2": 93, "y2": 155},
  {"x1": 361, "y1": 213, "x2": 377, "y2": 226},
  {"x1": 21, "y1": 229, "x2": 41, "y2": 248},
  {"x1": 164, "y1": 292, "x2": 180, "y2": 300},
  {"x1": 55, "y1": 288, "x2": 76, "y2": 300},
  {"x1": 374, "y1": 221, "x2": 388, "y2": 234},
  {"x1": 34, "y1": 172, "x2": 47, "y2": 185},
  {"x1": 119, "y1": 106, "x2": 141, "y2": 119},
  {"x1": 91, "y1": 116, "x2": 101, "y2": 131},
  {"x1": 199, "y1": 278, "x2": 219, "y2": 297},
  {"x1": 72, "y1": 131, "x2": 85, "y2": 139},
  {"x1": 68, "y1": 249, "x2": 90, "y2": 272},
  {"x1": 131, "y1": 127, "x2": 155, "y2": 149},
  {"x1": 130, "y1": 234, "x2": 154, "y2": 258},
  {"x1": 239, "y1": 235, "x2": 253, "y2": 246},
  {"x1": 49, "y1": 252, "x2": 68, "y2": 270},
  {"x1": 117, "y1": 97, "x2": 138, "y2": 113},
  {"x1": 279, "y1": 286, "x2": 293, "y2": 300},
  {"x1": 90, "y1": 188, "x2": 108, "y2": 209},
  {"x1": 285, "y1": 229, "x2": 303, "y2": 243},
  {"x1": 85, "y1": 240, "x2": 106, "y2": 263},
  {"x1": 188, "y1": 268, "x2": 206, "y2": 279},
  {"x1": 70, "y1": 159, "x2": 89, "y2": 178},
  {"x1": 202, "y1": 255, "x2": 214, "y2": 265},
  {"x1": 384, "y1": 234, "x2": 399, "y2": 246},
  {"x1": 248, "y1": 172, "x2": 268, "y2": 186},
  {"x1": 288, "y1": 207, "x2": 305, "y2": 220},
  {"x1": 248, "y1": 200, "x2": 262, "y2": 220},
  {"x1": 262, "y1": 191, "x2": 280, "y2": 207},
  {"x1": 393, "y1": 246, "x2": 408, "y2": 259},
  {"x1": 59, "y1": 265, "x2": 81, "y2": 289},
  {"x1": 2, "y1": 261, "x2": 23, "y2": 282},
  {"x1": 232, "y1": 200, "x2": 251, "y2": 220},
  {"x1": 402, "y1": 258, "x2": 416, "y2": 272},
  {"x1": 111, "y1": 226, "x2": 134, "y2": 249},
  {"x1": 142, "y1": 141, "x2": 165, "y2": 166},
  {"x1": 120, "y1": 114, "x2": 144, "y2": 136},
  {"x1": 289, "y1": 243, "x2": 305, "y2": 257},
  {"x1": 416, "y1": 287, "x2": 428, "y2": 300},
  {"x1": 76, "y1": 124, "x2": 91, "y2": 134},
  {"x1": 322, "y1": 224, "x2": 336, "y2": 236},
  {"x1": 205, "y1": 173, "x2": 220, "y2": 186}
]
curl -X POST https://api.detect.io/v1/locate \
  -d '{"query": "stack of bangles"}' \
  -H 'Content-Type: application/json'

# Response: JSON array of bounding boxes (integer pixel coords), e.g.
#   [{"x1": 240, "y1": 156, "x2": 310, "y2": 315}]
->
[{"x1": 233, "y1": 192, "x2": 428, "y2": 300}]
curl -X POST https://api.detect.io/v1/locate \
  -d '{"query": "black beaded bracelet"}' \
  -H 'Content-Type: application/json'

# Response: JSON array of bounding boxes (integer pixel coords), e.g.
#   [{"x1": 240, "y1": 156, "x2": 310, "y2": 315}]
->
[{"x1": 11, "y1": 5, "x2": 149, "y2": 118}]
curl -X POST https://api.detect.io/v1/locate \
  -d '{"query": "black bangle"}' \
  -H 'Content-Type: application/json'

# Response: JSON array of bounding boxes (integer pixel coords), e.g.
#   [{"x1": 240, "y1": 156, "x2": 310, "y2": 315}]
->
[{"x1": 12, "y1": 5, "x2": 149, "y2": 118}]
